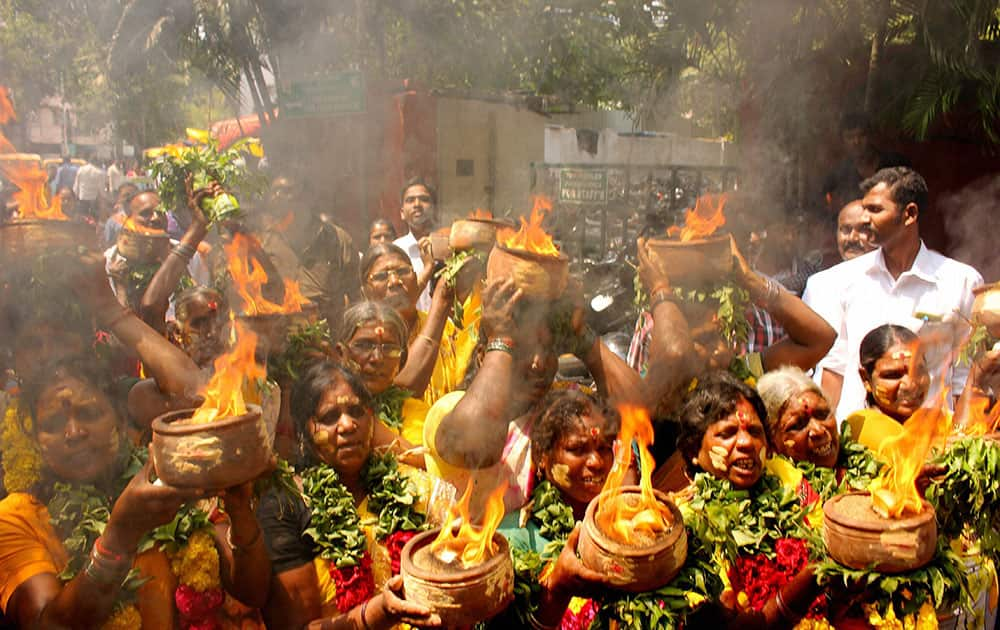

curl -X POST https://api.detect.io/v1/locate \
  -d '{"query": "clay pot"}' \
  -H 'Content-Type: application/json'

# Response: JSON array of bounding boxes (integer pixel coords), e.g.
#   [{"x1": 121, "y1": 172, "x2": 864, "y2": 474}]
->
[
  {"x1": 486, "y1": 245, "x2": 569, "y2": 300},
  {"x1": 237, "y1": 313, "x2": 291, "y2": 356},
  {"x1": 151, "y1": 404, "x2": 272, "y2": 490},
  {"x1": 0, "y1": 220, "x2": 97, "y2": 275},
  {"x1": 972, "y1": 282, "x2": 1000, "y2": 338},
  {"x1": 449, "y1": 219, "x2": 507, "y2": 252},
  {"x1": 823, "y1": 491, "x2": 937, "y2": 573},
  {"x1": 645, "y1": 234, "x2": 733, "y2": 287},
  {"x1": 429, "y1": 227, "x2": 452, "y2": 260},
  {"x1": 117, "y1": 228, "x2": 170, "y2": 264},
  {"x1": 578, "y1": 486, "x2": 688, "y2": 593},
  {"x1": 400, "y1": 529, "x2": 514, "y2": 627}
]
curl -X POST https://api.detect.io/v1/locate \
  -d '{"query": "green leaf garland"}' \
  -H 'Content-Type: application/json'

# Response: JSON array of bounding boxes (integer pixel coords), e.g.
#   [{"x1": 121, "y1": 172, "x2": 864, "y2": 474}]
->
[{"x1": 372, "y1": 386, "x2": 411, "y2": 432}]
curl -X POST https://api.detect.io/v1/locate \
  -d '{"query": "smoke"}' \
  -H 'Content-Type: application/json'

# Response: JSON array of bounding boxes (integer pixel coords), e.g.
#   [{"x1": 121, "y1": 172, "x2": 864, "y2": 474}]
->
[{"x1": 940, "y1": 175, "x2": 1000, "y2": 282}]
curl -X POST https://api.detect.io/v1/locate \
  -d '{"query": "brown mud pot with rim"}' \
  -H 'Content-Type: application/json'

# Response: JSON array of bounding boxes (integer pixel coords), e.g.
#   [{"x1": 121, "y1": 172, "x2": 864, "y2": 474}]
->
[
  {"x1": 236, "y1": 305, "x2": 317, "y2": 356},
  {"x1": 577, "y1": 486, "x2": 688, "y2": 592},
  {"x1": 644, "y1": 234, "x2": 733, "y2": 287},
  {"x1": 116, "y1": 227, "x2": 170, "y2": 264},
  {"x1": 823, "y1": 491, "x2": 937, "y2": 573},
  {"x1": 486, "y1": 245, "x2": 569, "y2": 300},
  {"x1": 151, "y1": 404, "x2": 272, "y2": 490},
  {"x1": 0, "y1": 219, "x2": 98, "y2": 273},
  {"x1": 400, "y1": 528, "x2": 514, "y2": 627},
  {"x1": 449, "y1": 218, "x2": 512, "y2": 253}
]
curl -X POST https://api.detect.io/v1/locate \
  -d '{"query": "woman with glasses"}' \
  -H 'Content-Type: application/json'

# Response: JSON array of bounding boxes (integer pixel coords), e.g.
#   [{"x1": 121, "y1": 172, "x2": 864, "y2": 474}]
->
[
  {"x1": 338, "y1": 301, "x2": 432, "y2": 466},
  {"x1": 360, "y1": 243, "x2": 463, "y2": 406}
]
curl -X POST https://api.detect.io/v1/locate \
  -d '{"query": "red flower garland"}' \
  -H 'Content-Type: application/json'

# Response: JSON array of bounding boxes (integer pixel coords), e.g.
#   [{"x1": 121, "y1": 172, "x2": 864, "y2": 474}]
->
[
  {"x1": 385, "y1": 530, "x2": 418, "y2": 576},
  {"x1": 175, "y1": 584, "x2": 225, "y2": 630},
  {"x1": 727, "y1": 538, "x2": 826, "y2": 618},
  {"x1": 331, "y1": 553, "x2": 376, "y2": 613},
  {"x1": 560, "y1": 598, "x2": 598, "y2": 630}
]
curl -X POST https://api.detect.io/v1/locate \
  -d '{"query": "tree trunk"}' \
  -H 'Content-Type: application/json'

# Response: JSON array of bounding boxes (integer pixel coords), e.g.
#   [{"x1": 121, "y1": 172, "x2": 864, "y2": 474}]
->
[{"x1": 864, "y1": 0, "x2": 892, "y2": 115}]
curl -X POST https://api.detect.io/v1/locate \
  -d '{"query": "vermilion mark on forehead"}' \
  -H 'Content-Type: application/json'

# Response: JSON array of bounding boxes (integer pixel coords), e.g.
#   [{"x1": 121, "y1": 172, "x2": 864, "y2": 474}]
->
[{"x1": 590, "y1": 426, "x2": 599, "y2": 439}]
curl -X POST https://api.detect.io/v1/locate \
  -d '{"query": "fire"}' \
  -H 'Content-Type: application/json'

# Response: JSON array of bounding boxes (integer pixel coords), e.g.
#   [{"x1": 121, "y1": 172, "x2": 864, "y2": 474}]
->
[
  {"x1": 667, "y1": 193, "x2": 728, "y2": 241},
  {"x1": 868, "y1": 390, "x2": 953, "y2": 518},
  {"x1": 497, "y1": 195, "x2": 560, "y2": 257},
  {"x1": 190, "y1": 318, "x2": 266, "y2": 424},
  {"x1": 429, "y1": 478, "x2": 508, "y2": 569},
  {"x1": 954, "y1": 392, "x2": 1000, "y2": 436},
  {"x1": 224, "y1": 233, "x2": 311, "y2": 315},
  {"x1": 595, "y1": 405, "x2": 672, "y2": 545},
  {"x1": 0, "y1": 89, "x2": 68, "y2": 221},
  {"x1": 0, "y1": 86, "x2": 15, "y2": 153},
  {"x1": 122, "y1": 216, "x2": 166, "y2": 236},
  {"x1": 469, "y1": 208, "x2": 493, "y2": 219}
]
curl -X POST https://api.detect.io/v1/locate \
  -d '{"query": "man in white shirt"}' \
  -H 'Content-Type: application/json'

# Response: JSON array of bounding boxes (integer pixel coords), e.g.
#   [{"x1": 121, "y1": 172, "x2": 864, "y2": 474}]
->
[
  {"x1": 815, "y1": 167, "x2": 982, "y2": 421},
  {"x1": 802, "y1": 199, "x2": 877, "y2": 384},
  {"x1": 72, "y1": 156, "x2": 106, "y2": 218},
  {"x1": 392, "y1": 177, "x2": 436, "y2": 312}
]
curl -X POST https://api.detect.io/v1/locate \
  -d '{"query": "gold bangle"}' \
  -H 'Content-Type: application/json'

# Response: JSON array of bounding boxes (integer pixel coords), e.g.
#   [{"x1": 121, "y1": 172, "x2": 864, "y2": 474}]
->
[
  {"x1": 226, "y1": 523, "x2": 262, "y2": 553},
  {"x1": 417, "y1": 333, "x2": 439, "y2": 346}
]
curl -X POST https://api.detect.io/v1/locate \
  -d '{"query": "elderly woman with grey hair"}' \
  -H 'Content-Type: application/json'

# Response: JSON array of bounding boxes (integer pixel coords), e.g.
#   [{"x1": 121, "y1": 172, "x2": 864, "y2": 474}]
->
[{"x1": 757, "y1": 366, "x2": 840, "y2": 469}]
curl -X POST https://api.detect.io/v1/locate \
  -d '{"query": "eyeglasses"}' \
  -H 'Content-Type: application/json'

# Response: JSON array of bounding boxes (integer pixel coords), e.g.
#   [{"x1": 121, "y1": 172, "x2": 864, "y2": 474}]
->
[
  {"x1": 348, "y1": 340, "x2": 403, "y2": 358},
  {"x1": 367, "y1": 266, "x2": 413, "y2": 284}
]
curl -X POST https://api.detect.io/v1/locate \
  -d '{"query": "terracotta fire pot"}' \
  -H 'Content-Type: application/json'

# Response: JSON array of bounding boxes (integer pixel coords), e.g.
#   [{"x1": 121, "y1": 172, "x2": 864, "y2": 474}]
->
[
  {"x1": 486, "y1": 245, "x2": 569, "y2": 300},
  {"x1": 823, "y1": 491, "x2": 937, "y2": 573},
  {"x1": 236, "y1": 313, "x2": 291, "y2": 356},
  {"x1": 972, "y1": 282, "x2": 1000, "y2": 339},
  {"x1": 0, "y1": 219, "x2": 97, "y2": 273},
  {"x1": 151, "y1": 404, "x2": 272, "y2": 490},
  {"x1": 428, "y1": 227, "x2": 453, "y2": 261},
  {"x1": 644, "y1": 234, "x2": 733, "y2": 287},
  {"x1": 117, "y1": 227, "x2": 170, "y2": 264},
  {"x1": 578, "y1": 486, "x2": 688, "y2": 593},
  {"x1": 400, "y1": 528, "x2": 514, "y2": 627},
  {"x1": 449, "y1": 218, "x2": 508, "y2": 252}
]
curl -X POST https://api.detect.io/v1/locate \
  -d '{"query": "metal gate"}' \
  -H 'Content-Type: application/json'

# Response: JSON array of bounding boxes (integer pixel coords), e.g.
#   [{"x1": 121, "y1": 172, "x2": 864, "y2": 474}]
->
[{"x1": 529, "y1": 162, "x2": 740, "y2": 262}]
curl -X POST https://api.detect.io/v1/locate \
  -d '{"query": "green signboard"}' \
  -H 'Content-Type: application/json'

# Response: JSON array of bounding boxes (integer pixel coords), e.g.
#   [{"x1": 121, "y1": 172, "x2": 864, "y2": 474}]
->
[
  {"x1": 558, "y1": 168, "x2": 608, "y2": 203},
  {"x1": 278, "y1": 71, "x2": 366, "y2": 118}
]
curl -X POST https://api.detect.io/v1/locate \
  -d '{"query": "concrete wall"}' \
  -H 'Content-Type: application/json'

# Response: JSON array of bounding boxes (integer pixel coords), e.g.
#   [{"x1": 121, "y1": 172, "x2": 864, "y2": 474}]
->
[
  {"x1": 543, "y1": 126, "x2": 733, "y2": 167},
  {"x1": 435, "y1": 97, "x2": 546, "y2": 221}
]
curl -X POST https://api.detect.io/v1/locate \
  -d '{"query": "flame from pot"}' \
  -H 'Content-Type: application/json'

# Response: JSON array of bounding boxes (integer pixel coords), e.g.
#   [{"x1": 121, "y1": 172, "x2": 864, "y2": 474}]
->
[
  {"x1": 469, "y1": 208, "x2": 493, "y2": 219},
  {"x1": 429, "y1": 478, "x2": 508, "y2": 569},
  {"x1": 190, "y1": 318, "x2": 266, "y2": 424},
  {"x1": 595, "y1": 405, "x2": 672, "y2": 544},
  {"x1": 868, "y1": 389, "x2": 953, "y2": 518},
  {"x1": 667, "y1": 193, "x2": 728, "y2": 242},
  {"x1": 0, "y1": 86, "x2": 15, "y2": 152},
  {"x1": 497, "y1": 195, "x2": 560, "y2": 257},
  {"x1": 0, "y1": 90, "x2": 69, "y2": 221},
  {"x1": 122, "y1": 216, "x2": 167, "y2": 236},
  {"x1": 956, "y1": 393, "x2": 1000, "y2": 436},
  {"x1": 224, "y1": 233, "x2": 311, "y2": 315}
]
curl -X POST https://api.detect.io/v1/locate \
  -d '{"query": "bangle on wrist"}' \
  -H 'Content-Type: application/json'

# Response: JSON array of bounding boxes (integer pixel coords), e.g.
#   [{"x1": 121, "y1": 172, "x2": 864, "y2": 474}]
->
[
  {"x1": 171, "y1": 242, "x2": 196, "y2": 263},
  {"x1": 486, "y1": 336, "x2": 515, "y2": 356},
  {"x1": 649, "y1": 289, "x2": 675, "y2": 311},
  {"x1": 527, "y1": 610, "x2": 559, "y2": 630},
  {"x1": 775, "y1": 587, "x2": 805, "y2": 621},
  {"x1": 360, "y1": 598, "x2": 374, "y2": 630},
  {"x1": 417, "y1": 333, "x2": 439, "y2": 346},
  {"x1": 752, "y1": 275, "x2": 782, "y2": 309}
]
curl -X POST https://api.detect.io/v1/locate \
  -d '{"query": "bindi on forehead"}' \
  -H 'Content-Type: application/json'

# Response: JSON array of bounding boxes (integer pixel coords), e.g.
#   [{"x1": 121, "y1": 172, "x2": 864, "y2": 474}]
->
[{"x1": 890, "y1": 350, "x2": 912, "y2": 361}]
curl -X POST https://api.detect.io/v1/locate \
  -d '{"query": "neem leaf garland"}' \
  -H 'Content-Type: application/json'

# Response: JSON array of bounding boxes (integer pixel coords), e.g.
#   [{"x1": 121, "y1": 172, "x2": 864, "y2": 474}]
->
[{"x1": 926, "y1": 436, "x2": 1000, "y2": 560}]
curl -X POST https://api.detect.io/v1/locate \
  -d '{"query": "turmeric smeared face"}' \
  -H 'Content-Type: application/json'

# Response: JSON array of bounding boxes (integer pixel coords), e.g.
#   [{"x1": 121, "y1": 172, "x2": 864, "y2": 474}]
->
[
  {"x1": 34, "y1": 374, "x2": 121, "y2": 483},
  {"x1": 345, "y1": 320, "x2": 403, "y2": 395},
  {"x1": 696, "y1": 398, "x2": 767, "y2": 489},
  {"x1": 773, "y1": 390, "x2": 838, "y2": 468},
  {"x1": 862, "y1": 341, "x2": 929, "y2": 423},
  {"x1": 540, "y1": 412, "x2": 616, "y2": 512},
  {"x1": 307, "y1": 376, "x2": 374, "y2": 476}
]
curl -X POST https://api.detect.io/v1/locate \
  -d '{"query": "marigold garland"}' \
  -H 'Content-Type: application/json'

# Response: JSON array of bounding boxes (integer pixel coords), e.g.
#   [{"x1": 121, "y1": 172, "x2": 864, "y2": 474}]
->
[
  {"x1": 99, "y1": 603, "x2": 142, "y2": 630},
  {"x1": 170, "y1": 528, "x2": 222, "y2": 592},
  {"x1": 1, "y1": 399, "x2": 42, "y2": 493}
]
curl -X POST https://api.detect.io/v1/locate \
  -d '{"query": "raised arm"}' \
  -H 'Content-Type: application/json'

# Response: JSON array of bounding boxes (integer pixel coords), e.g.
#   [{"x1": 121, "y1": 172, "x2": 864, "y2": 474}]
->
[
  {"x1": 635, "y1": 238, "x2": 698, "y2": 411},
  {"x1": 730, "y1": 239, "x2": 835, "y2": 371},
  {"x1": 74, "y1": 252, "x2": 204, "y2": 427},
  {"x1": 433, "y1": 279, "x2": 521, "y2": 469},
  {"x1": 138, "y1": 178, "x2": 215, "y2": 333},
  {"x1": 395, "y1": 277, "x2": 453, "y2": 397}
]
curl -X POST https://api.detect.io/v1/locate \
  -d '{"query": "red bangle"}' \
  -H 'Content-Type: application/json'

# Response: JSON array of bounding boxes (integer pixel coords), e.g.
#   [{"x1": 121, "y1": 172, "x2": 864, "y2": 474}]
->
[
  {"x1": 488, "y1": 336, "x2": 515, "y2": 348},
  {"x1": 94, "y1": 536, "x2": 129, "y2": 563}
]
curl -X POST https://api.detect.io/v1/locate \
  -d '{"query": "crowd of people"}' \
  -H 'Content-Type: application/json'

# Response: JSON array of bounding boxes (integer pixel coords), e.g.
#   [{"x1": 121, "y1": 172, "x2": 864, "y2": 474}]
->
[{"x1": 0, "y1": 136, "x2": 998, "y2": 630}]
